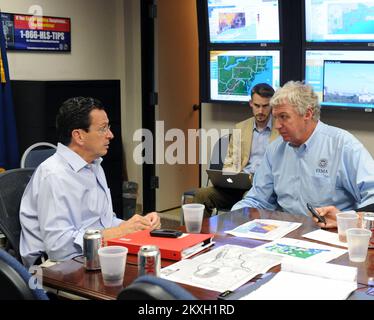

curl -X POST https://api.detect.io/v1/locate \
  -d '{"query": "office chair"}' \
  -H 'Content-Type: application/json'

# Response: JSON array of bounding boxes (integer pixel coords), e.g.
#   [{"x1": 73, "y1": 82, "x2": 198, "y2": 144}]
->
[
  {"x1": 20, "y1": 142, "x2": 57, "y2": 168},
  {"x1": 180, "y1": 134, "x2": 231, "y2": 224},
  {"x1": 117, "y1": 275, "x2": 196, "y2": 300},
  {"x1": 0, "y1": 168, "x2": 35, "y2": 261},
  {"x1": 0, "y1": 248, "x2": 49, "y2": 300}
]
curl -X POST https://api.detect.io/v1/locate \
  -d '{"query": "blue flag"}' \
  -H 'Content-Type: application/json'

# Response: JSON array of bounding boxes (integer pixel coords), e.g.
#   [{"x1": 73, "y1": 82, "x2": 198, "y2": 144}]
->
[{"x1": 0, "y1": 19, "x2": 19, "y2": 171}]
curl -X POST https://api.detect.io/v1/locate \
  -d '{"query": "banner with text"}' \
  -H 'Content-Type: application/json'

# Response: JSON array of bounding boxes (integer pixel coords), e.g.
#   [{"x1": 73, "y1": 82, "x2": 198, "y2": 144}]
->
[{"x1": 1, "y1": 12, "x2": 71, "y2": 51}]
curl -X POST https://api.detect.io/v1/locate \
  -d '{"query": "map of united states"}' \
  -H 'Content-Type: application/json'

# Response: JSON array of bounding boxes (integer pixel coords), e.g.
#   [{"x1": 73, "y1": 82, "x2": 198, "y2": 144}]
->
[{"x1": 218, "y1": 55, "x2": 272, "y2": 96}]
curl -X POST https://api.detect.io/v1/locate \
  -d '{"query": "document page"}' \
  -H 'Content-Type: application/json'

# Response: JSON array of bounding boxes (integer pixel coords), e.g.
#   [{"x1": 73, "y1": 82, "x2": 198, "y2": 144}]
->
[
  {"x1": 241, "y1": 260, "x2": 357, "y2": 300},
  {"x1": 160, "y1": 244, "x2": 283, "y2": 292},
  {"x1": 255, "y1": 237, "x2": 347, "y2": 263},
  {"x1": 225, "y1": 219, "x2": 301, "y2": 240},
  {"x1": 302, "y1": 229, "x2": 348, "y2": 248}
]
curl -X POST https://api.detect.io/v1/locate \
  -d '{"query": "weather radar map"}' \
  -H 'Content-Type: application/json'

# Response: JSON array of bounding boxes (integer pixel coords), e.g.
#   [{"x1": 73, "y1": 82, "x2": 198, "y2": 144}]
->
[
  {"x1": 328, "y1": 3, "x2": 374, "y2": 35},
  {"x1": 306, "y1": 0, "x2": 374, "y2": 42},
  {"x1": 217, "y1": 55, "x2": 272, "y2": 96}
]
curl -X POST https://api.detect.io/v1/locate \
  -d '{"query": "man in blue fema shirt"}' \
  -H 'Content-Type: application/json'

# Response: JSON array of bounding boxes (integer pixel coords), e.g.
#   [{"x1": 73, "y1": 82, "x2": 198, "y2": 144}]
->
[{"x1": 232, "y1": 81, "x2": 374, "y2": 225}]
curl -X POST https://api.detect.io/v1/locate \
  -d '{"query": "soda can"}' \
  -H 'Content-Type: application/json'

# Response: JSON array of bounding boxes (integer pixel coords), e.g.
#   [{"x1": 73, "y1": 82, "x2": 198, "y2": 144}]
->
[
  {"x1": 138, "y1": 245, "x2": 161, "y2": 277},
  {"x1": 83, "y1": 229, "x2": 102, "y2": 270},
  {"x1": 362, "y1": 212, "x2": 374, "y2": 248}
]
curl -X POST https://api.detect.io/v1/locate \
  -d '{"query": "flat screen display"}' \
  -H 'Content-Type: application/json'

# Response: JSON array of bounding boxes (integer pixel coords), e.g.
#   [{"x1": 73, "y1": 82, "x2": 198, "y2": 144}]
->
[
  {"x1": 210, "y1": 50, "x2": 280, "y2": 102},
  {"x1": 207, "y1": 0, "x2": 280, "y2": 43},
  {"x1": 305, "y1": 50, "x2": 374, "y2": 110},
  {"x1": 305, "y1": 0, "x2": 374, "y2": 42}
]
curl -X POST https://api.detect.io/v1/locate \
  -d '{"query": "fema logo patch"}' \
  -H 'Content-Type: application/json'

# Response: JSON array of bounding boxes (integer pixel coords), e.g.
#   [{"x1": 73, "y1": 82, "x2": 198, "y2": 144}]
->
[
  {"x1": 319, "y1": 159, "x2": 328, "y2": 168},
  {"x1": 316, "y1": 159, "x2": 329, "y2": 175}
]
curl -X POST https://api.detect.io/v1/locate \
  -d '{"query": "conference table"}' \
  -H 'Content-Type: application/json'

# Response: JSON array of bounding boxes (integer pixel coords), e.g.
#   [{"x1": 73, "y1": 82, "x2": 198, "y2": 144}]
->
[{"x1": 41, "y1": 208, "x2": 374, "y2": 300}]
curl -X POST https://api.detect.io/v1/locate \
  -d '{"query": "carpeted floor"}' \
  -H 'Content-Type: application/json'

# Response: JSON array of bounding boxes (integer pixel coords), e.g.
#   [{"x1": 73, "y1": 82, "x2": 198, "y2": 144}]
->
[
  {"x1": 159, "y1": 208, "x2": 181, "y2": 230},
  {"x1": 135, "y1": 206, "x2": 182, "y2": 230},
  {"x1": 160, "y1": 217, "x2": 181, "y2": 230}
]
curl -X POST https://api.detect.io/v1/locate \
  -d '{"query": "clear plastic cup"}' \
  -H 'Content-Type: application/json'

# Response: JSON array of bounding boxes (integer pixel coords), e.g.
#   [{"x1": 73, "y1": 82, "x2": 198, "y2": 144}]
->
[
  {"x1": 346, "y1": 228, "x2": 372, "y2": 262},
  {"x1": 336, "y1": 212, "x2": 359, "y2": 242},
  {"x1": 98, "y1": 246, "x2": 128, "y2": 286},
  {"x1": 182, "y1": 203, "x2": 205, "y2": 233}
]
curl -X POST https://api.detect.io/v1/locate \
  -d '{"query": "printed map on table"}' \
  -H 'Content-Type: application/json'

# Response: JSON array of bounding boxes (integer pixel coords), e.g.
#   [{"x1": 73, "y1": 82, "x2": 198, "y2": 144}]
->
[{"x1": 225, "y1": 219, "x2": 301, "y2": 240}]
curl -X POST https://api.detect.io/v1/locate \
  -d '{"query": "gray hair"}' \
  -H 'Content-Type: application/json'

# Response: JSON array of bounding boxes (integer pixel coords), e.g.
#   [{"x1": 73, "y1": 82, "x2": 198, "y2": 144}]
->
[{"x1": 270, "y1": 81, "x2": 321, "y2": 121}]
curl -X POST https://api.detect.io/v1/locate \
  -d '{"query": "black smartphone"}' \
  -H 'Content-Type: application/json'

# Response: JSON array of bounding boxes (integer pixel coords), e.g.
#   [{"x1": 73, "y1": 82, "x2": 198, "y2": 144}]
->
[
  {"x1": 306, "y1": 203, "x2": 326, "y2": 224},
  {"x1": 150, "y1": 229, "x2": 183, "y2": 238}
]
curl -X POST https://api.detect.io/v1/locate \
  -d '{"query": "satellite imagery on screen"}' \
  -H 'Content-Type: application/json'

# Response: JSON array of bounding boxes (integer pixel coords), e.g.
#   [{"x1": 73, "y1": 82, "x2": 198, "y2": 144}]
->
[
  {"x1": 306, "y1": 0, "x2": 374, "y2": 42},
  {"x1": 210, "y1": 50, "x2": 280, "y2": 102},
  {"x1": 208, "y1": 0, "x2": 279, "y2": 43},
  {"x1": 217, "y1": 55, "x2": 272, "y2": 96},
  {"x1": 328, "y1": 3, "x2": 374, "y2": 35}
]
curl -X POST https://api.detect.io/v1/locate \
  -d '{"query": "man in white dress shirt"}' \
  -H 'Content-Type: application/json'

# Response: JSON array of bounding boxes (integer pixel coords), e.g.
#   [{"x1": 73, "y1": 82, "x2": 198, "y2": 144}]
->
[{"x1": 20, "y1": 97, "x2": 160, "y2": 267}]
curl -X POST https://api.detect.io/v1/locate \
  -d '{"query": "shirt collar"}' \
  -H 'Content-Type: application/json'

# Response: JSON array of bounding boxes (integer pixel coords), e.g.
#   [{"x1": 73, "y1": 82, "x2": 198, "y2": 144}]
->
[
  {"x1": 303, "y1": 120, "x2": 323, "y2": 150},
  {"x1": 253, "y1": 115, "x2": 272, "y2": 132},
  {"x1": 57, "y1": 143, "x2": 103, "y2": 172},
  {"x1": 288, "y1": 120, "x2": 322, "y2": 151}
]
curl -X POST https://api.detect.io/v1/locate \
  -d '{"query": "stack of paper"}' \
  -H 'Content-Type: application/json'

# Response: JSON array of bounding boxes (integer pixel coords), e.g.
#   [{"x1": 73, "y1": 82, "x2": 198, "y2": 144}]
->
[{"x1": 241, "y1": 260, "x2": 357, "y2": 300}]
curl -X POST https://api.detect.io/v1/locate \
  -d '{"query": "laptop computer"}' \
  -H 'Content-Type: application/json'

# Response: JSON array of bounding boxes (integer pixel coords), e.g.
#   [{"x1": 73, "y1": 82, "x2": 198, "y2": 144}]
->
[{"x1": 206, "y1": 169, "x2": 252, "y2": 190}]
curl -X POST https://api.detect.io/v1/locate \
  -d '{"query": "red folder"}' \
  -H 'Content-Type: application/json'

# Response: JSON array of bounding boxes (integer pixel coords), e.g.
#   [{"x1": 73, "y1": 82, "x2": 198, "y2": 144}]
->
[{"x1": 107, "y1": 230, "x2": 214, "y2": 261}]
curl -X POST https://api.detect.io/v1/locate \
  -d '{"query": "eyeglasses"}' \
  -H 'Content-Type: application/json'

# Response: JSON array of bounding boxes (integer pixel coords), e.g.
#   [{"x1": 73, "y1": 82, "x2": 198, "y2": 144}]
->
[{"x1": 97, "y1": 124, "x2": 111, "y2": 134}]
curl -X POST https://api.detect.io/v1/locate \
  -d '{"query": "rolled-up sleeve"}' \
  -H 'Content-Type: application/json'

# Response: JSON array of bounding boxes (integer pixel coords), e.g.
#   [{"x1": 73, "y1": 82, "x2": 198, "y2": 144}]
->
[{"x1": 232, "y1": 149, "x2": 278, "y2": 211}]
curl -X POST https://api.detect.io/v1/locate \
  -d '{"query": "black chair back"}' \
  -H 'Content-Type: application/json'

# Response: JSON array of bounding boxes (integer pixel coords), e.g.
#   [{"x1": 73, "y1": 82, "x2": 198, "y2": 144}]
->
[
  {"x1": 208, "y1": 134, "x2": 231, "y2": 171},
  {"x1": 20, "y1": 142, "x2": 57, "y2": 168},
  {"x1": 0, "y1": 168, "x2": 34, "y2": 260},
  {"x1": 24, "y1": 148, "x2": 56, "y2": 168}
]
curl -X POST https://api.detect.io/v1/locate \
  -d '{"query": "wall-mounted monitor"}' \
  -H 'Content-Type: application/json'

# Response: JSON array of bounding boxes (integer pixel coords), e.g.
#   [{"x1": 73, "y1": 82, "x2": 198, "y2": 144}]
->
[
  {"x1": 305, "y1": 0, "x2": 374, "y2": 43},
  {"x1": 304, "y1": 50, "x2": 374, "y2": 111},
  {"x1": 207, "y1": 0, "x2": 280, "y2": 44},
  {"x1": 209, "y1": 50, "x2": 280, "y2": 102}
]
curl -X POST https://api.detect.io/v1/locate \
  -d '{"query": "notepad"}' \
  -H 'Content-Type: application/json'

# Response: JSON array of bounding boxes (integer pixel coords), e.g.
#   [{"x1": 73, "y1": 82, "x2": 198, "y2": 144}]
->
[{"x1": 240, "y1": 260, "x2": 358, "y2": 300}]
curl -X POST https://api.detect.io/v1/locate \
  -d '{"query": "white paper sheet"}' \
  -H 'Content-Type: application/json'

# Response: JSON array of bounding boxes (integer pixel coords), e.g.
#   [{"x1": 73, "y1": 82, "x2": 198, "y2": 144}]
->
[
  {"x1": 241, "y1": 260, "x2": 357, "y2": 300},
  {"x1": 302, "y1": 229, "x2": 348, "y2": 248},
  {"x1": 160, "y1": 244, "x2": 283, "y2": 292},
  {"x1": 225, "y1": 219, "x2": 302, "y2": 240}
]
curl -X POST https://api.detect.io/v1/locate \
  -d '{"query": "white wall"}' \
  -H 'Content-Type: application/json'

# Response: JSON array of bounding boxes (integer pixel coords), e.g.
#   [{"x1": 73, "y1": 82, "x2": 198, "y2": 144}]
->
[{"x1": 0, "y1": 0, "x2": 143, "y2": 204}]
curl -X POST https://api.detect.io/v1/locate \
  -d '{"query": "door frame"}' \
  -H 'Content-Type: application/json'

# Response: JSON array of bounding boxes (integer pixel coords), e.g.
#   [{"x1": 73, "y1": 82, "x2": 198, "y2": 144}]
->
[
  {"x1": 141, "y1": 0, "x2": 156, "y2": 213},
  {"x1": 140, "y1": 0, "x2": 202, "y2": 213}
]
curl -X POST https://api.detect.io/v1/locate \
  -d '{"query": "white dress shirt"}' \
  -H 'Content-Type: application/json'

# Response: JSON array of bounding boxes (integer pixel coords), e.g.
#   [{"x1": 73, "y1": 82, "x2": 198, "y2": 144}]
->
[
  {"x1": 20, "y1": 143, "x2": 123, "y2": 267},
  {"x1": 243, "y1": 116, "x2": 272, "y2": 174}
]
